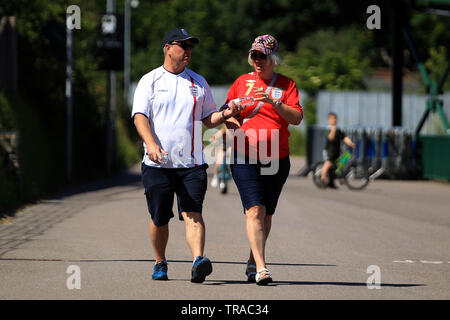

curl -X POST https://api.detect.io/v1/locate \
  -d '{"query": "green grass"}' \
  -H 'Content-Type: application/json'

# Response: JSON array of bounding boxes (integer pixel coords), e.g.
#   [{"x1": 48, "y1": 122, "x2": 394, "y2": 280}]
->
[{"x1": 116, "y1": 116, "x2": 141, "y2": 168}]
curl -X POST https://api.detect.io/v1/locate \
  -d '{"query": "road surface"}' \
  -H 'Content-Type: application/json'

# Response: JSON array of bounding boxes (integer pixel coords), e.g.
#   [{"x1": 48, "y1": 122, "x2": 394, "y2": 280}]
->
[{"x1": 0, "y1": 157, "x2": 449, "y2": 300}]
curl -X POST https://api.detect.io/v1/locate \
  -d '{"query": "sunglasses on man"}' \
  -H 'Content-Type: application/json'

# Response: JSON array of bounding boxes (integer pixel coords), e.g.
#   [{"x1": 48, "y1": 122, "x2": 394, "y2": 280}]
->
[
  {"x1": 170, "y1": 41, "x2": 195, "y2": 50},
  {"x1": 250, "y1": 51, "x2": 267, "y2": 60}
]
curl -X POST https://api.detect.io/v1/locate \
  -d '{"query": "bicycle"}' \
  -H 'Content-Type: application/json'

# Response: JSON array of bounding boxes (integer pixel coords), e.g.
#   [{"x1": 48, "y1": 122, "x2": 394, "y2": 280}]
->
[
  {"x1": 210, "y1": 127, "x2": 231, "y2": 194},
  {"x1": 217, "y1": 137, "x2": 231, "y2": 194},
  {"x1": 312, "y1": 149, "x2": 370, "y2": 190},
  {"x1": 215, "y1": 97, "x2": 255, "y2": 194}
]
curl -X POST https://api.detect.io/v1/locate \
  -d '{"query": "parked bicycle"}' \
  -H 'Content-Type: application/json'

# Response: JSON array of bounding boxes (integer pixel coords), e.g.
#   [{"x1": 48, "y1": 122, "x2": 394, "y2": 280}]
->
[
  {"x1": 218, "y1": 139, "x2": 231, "y2": 194},
  {"x1": 312, "y1": 148, "x2": 370, "y2": 190}
]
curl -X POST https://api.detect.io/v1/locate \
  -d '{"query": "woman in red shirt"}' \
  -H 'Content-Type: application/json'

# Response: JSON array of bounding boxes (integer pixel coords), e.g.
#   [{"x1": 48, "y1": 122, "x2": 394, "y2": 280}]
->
[{"x1": 223, "y1": 35, "x2": 303, "y2": 285}]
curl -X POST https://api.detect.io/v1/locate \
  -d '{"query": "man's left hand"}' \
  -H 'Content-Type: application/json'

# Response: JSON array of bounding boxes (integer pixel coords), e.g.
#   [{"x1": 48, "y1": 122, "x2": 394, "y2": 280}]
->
[{"x1": 224, "y1": 100, "x2": 243, "y2": 118}]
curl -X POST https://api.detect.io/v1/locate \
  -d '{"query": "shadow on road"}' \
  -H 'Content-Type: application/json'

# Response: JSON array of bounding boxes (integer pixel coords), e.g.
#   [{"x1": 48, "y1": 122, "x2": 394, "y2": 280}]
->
[
  {"x1": 204, "y1": 279, "x2": 425, "y2": 288},
  {"x1": 0, "y1": 258, "x2": 336, "y2": 268},
  {"x1": 269, "y1": 280, "x2": 425, "y2": 288},
  {"x1": 0, "y1": 164, "x2": 142, "y2": 223},
  {"x1": 52, "y1": 165, "x2": 142, "y2": 200},
  {"x1": 0, "y1": 257, "x2": 426, "y2": 288}
]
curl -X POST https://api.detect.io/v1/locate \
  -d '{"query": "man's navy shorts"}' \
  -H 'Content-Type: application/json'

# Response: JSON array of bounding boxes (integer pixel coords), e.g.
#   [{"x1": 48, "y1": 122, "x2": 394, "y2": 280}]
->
[
  {"x1": 141, "y1": 163, "x2": 208, "y2": 226},
  {"x1": 231, "y1": 157, "x2": 290, "y2": 215}
]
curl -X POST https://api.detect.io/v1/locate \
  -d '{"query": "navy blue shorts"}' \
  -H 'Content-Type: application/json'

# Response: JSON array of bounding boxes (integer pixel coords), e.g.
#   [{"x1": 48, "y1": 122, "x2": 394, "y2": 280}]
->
[
  {"x1": 141, "y1": 163, "x2": 208, "y2": 226},
  {"x1": 231, "y1": 157, "x2": 290, "y2": 215}
]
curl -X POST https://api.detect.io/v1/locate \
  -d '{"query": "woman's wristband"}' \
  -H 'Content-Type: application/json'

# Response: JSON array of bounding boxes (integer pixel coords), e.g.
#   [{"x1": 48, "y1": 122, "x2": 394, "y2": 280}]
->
[{"x1": 272, "y1": 99, "x2": 282, "y2": 108}]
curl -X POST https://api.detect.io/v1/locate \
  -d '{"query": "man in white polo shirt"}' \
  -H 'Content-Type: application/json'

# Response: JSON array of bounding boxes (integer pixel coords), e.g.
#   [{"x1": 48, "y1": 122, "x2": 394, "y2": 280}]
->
[{"x1": 132, "y1": 28, "x2": 241, "y2": 283}]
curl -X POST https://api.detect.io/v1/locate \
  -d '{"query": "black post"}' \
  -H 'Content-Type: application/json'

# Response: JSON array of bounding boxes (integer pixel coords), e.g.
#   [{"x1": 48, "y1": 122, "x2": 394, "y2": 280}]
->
[
  {"x1": 0, "y1": 17, "x2": 18, "y2": 91},
  {"x1": 297, "y1": 126, "x2": 313, "y2": 176},
  {"x1": 105, "y1": 0, "x2": 116, "y2": 176},
  {"x1": 106, "y1": 72, "x2": 112, "y2": 175},
  {"x1": 66, "y1": 14, "x2": 73, "y2": 182},
  {"x1": 392, "y1": 0, "x2": 403, "y2": 127}
]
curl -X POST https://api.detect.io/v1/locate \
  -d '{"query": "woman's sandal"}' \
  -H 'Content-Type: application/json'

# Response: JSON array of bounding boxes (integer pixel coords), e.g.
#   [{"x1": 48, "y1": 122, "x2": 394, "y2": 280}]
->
[
  {"x1": 245, "y1": 264, "x2": 257, "y2": 283},
  {"x1": 255, "y1": 268, "x2": 272, "y2": 285}
]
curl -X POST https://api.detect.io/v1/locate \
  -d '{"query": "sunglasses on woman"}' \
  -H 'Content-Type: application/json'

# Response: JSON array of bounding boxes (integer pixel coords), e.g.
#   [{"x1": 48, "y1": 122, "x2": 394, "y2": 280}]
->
[
  {"x1": 250, "y1": 51, "x2": 267, "y2": 60},
  {"x1": 170, "y1": 41, "x2": 195, "y2": 50}
]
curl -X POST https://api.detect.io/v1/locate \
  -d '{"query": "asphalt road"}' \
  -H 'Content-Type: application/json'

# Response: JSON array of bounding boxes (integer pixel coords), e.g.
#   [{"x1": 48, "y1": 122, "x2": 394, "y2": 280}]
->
[{"x1": 0, "y1": 157, "x2": 449, "y2": 300}]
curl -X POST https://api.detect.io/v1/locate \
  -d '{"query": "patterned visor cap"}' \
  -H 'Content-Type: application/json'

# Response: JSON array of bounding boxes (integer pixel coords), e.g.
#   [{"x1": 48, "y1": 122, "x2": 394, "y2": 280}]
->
[{"x1": 249, "y1": 35, "x2": 279, "y2": 55}]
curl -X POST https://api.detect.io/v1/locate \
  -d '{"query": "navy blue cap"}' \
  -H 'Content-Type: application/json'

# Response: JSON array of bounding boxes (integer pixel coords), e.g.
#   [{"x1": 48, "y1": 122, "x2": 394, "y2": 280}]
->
[{"x1": 162, "y1": 28, "x2": 200, "y2": 47}]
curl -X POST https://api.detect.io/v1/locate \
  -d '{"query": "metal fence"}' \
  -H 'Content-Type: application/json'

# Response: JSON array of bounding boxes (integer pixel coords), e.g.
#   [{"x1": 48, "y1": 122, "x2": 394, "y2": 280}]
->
[
  {"x1": 309, "y1": 90, "x2": 450, "y2": 179},
  {"x1": 301, "y1": 125, "x2": 420, "y2": 179},
  {"x1": 317, "y1": 91, "x2": 450, "y2": 134}
]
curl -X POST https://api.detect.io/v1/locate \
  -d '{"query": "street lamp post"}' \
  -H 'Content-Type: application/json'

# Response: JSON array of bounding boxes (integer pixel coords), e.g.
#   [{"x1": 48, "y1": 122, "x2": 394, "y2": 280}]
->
[
  {"x1": 106, "y1": 0, "x2": 116, "y2": 175},
  {"x1": 124, "y1": 0, "x2": 130, "y2": 102},
  {"x1": 124, "y1": 0, "x2": 139, "y2": 105}
]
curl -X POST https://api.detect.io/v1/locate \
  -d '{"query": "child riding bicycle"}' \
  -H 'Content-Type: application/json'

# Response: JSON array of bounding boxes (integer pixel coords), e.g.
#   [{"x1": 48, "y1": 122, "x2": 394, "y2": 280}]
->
[{"x1": 321, "y1": 112, "x2": 356, "y2": 188}]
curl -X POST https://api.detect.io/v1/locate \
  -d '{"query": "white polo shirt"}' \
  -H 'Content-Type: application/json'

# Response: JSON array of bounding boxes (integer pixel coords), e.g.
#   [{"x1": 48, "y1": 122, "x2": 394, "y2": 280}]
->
[{"x1": 132, "y1": 66, "x2": 217, "y2": 168}]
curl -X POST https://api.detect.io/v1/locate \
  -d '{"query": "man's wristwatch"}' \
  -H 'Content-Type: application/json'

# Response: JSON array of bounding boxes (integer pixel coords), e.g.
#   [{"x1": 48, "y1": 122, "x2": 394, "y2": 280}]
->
[{"x1": 222, "y1": 108, "x2": 231, "y2": 120}]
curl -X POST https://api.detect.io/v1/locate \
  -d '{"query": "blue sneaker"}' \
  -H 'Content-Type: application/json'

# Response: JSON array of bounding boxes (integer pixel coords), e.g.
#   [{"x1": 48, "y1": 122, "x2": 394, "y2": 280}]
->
[
  {"x1": 191, "y1": 256, "x2": 212, "y2": 283},
  {"x1": 152, "y1": 260, "x2": 168, "y2": 280}
]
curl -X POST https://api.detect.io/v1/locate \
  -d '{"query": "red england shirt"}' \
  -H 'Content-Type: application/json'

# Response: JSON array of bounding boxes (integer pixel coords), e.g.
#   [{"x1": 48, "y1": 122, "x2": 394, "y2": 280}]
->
[{"x1": 226, "y1": 72, "x2": 302, "y2": 160}]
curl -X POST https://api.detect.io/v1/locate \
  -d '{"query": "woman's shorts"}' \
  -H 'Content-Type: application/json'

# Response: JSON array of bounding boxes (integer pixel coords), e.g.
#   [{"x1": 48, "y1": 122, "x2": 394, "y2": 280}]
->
[
  {"x1": 231, "y1": 157, "x2": 290, "y2": 215},
  {"x1": 141, "y1": 163, "x2": 208, "y2": 226}
]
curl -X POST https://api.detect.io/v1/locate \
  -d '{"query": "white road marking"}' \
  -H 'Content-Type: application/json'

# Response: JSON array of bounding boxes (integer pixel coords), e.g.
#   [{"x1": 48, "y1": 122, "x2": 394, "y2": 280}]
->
[
  {"x1": 392, "y1": 260, "x2": 450, "y2": 264},
  {"x1": 393, "y1": 260, "x2": 447, "y2": 264}
]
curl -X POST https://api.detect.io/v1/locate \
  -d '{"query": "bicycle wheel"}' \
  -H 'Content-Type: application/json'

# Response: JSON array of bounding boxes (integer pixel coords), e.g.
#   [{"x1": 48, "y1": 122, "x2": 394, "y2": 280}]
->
[
  {"x1": 343, "y1": 161, "x2": 370, "y2": 190},
  {"x1": 219, "y1": 164, "x2": 228, "y2": 194},
  {"x1": 219, "y1": 180, "x2": 227, "y2": 194},
  {"x1": 312, "y1": 161, "x2": 327, "y2": 189}
]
